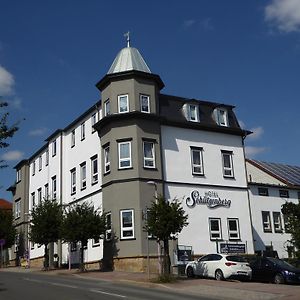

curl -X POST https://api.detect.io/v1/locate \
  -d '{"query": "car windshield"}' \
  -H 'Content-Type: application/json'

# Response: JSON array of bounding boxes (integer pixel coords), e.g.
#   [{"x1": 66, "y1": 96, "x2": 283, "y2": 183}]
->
[
  {"x1": 267, "y1": 257, "x2": 294, "y2": 269},
  {"x1": 226, "y1": 256, "x2": 247, "y2": 263}
]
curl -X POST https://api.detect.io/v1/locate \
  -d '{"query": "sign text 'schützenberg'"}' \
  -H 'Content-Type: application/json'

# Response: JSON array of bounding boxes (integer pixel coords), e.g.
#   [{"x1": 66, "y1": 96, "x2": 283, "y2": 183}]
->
[{"x1": 185, "y1": 190, "x2": 231, "y2": 209}]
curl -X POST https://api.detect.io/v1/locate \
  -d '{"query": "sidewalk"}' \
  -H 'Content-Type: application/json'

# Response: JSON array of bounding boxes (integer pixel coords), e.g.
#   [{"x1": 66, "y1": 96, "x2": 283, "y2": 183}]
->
[{"x1": 2, "y1": 266, "x2": 299, "y2": 300}]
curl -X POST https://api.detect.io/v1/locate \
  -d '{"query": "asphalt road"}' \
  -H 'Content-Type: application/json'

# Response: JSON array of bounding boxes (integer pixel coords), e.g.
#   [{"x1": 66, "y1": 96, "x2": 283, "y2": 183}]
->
[{"x1": 0, "y1": 271, "x2": 215, "y2": 300}]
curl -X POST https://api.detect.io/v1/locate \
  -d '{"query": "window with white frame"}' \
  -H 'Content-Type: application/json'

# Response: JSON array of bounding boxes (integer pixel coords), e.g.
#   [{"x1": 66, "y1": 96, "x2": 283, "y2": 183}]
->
[
  {"x1": 52, "y1": 176, "x2": 57, "y2": 199},
  {"x1": 81, "y1": 122, "x2": 85, "y2": 140},
  {"x1": 104, "y1": 100, "x2": 110, "y2": 116},
  {"x1": 31, "y1": 192, "x2": 35, "y2": 207},
  {"x1": 71, "y1": 130, "x2": 75, "y2": 147},
  {"x1": 16, "y1": 169, "x2": 21, "y2": 183},
  {"x1": 106, "y1": 212, "x2": 112, "y2": 241},
  {"x1": 227, "y1": 218, "x2": 240, "y2": 240},
  {"x1": 120, "y1": 209, "x2": 134, "y2": 239},
  {"x1": 44, "y1": 184, "x2": 49, "y2": 199},
  {"x1": 46, "y1": 149, "x2": 49, "y2": 166},
  {"x1": 209, "y1": 218, "x2": 222, "y2": 240},
  {"x1": 31, "y1": 241, "x2": 35, "y2": 250},
  {"x1": 258, "y1": 187, "x2": 269, "y2": 196},
  {"x1": 52, "y1": 140, "x2": 57, "y2": 156},
  {"x1": 215, "y1": 108, "x2": 228, "y2": 126},
  {"x1": 91, "y1": 155, "x2": 98, "y2": 184},
  {"x1": 262, "y1": 211, "x2": 272, "y2": 233},
  {"x1": 273, "y1": 212, "x2": 283, "y2": 233},
  {"x1": 187, "y1": 104, "x2": 199, "y2": 122},
  {"x1": 91, "y1": 113, "x2": 97, "y2": 133},
  {"x1": 92, "y1": 237, "x2": 100, "y2": 247},
  {"x1": 15, "y1": 199, "x2": 21, "y2": 219},
  {"x1": 118, "y1": 94, "x2": 129, "y2": 113},
  {"x1": 140, "y1": 94, "x2": 150, "y2": 113},
  {"x1": 104, "y1": 146, "x2": 110, "y2": 173},
  {"x1": 118, "y1": 141, "x2": 132, "y2": 169},
  {"x1": 38, "y1": 155, "x2": 42, "y2": 171},
  {"x1": 15, "y1": 233, "x2": 20, "y2": 253},
  {"x1": 80, "y1": 162, "x2": 87, "y2": 190},
  {"x1": 279, "y1": 189, "x2": 289, "y2": 198},
  {"x1": 143, "y1": 141, "x2": 155, "y2": 168},
  {"x1": 191, "y1": 147, "x2": 204, "y2": 175},
  {"x1": 32, "y1": 161, "x2": 36, "y2": 176},
  {"x1": 221, "y1": 151, "x2": 234, "y2": 178},
  {"x1": 70, "y1": 169, "x2": 76, "y2": 194},
  {"x1": 37, "y1": 188, "x2": 42, "y2": 205}
]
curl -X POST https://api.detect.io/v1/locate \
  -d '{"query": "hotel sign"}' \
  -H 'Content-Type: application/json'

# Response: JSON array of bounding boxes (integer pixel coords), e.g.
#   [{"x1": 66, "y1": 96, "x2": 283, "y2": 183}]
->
[{"x1": 185, "y1": 190, "x2": 231, "y2": 209}]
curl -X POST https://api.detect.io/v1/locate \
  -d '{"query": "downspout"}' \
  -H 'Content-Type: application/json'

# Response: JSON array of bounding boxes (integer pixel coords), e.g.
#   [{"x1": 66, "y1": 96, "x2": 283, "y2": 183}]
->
[{"x1": 58, "y1": 132, "x2": 63, "y2": 267}]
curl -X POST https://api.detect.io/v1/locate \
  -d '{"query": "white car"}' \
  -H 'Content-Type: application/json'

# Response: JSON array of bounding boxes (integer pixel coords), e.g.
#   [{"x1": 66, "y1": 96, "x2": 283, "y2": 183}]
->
[{"x1": 185, "y1": 253, "x2": 252, "y2": 281}]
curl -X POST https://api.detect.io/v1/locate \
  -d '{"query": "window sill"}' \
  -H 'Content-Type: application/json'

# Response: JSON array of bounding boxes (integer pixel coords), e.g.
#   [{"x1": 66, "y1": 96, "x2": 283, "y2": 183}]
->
[
  {"x1": 120, "y1": 238, "x2": 136, "y2": 241},
  {"x1": 263, "y1": 230, "x2": 272, "y2": 233},
  {"x1": 104, "y1": 171, "x2": 110, "y2": 176},
  {"x1": 192, "y1": 173, "x2": 205, "y2": 177},
  {"x1": 228, "y1": 238, "x2": 241, "y2": 241},
  {"x1": 91, "y1": 180, "x2": 99, "y2": 186},
  {"x1": 223, "y1": 176, "x2": 235, "y2": 180},
  {"x1": 71, "y1": 192, "x2": 76, "y2": 196},
  {"x1": 92, "y1": 243, "x2": 100, "y2": 248},
  {"x1": 81, "y1": 187, "x2": 87, "y2": 191},
  {"x1": 118, "y1": 167, "x2": 133, "y2": 171},
  {"x1": 275, "y1": 230, "x2": 283, "y2": 234},
  {"x1": 143, "y1": 167, "x2": 157, "y2": 171}
]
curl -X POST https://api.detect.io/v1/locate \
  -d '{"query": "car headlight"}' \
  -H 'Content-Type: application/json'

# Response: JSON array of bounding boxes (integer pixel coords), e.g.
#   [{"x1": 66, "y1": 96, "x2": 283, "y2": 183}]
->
[{"x1": 284, "y1": 270, "x2": 295, "y2": 276}]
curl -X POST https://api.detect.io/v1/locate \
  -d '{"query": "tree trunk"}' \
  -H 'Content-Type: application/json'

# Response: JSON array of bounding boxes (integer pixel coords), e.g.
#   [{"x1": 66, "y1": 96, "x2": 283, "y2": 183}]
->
[
  {"x1": 44, "y1": 244, "x2": 49, "y2": 270},
  {"x1": 163, "y1": 239, "x2": 171, "y2": 275},
  {"x1": 79, "y1": 241, "x2": 85, "y2": 272}
]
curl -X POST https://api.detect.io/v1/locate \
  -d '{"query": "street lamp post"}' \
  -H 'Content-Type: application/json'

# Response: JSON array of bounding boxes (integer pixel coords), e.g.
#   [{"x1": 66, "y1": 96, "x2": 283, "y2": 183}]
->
[{"x1": 24, "y1": 212, "x2": 31, "y2": 268}]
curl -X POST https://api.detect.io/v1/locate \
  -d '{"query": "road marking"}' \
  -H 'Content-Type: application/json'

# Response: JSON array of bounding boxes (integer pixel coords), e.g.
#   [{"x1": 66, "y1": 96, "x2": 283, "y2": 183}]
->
[
  {"x1": 50, "y1": 282, "x2": 78, "y2": 289},
  {"x1": 90, "y1": 289, "x2": 127, "y2": 298},
  {"x1": 23, "y1": 278, "x2": 45, "y2": 284}
]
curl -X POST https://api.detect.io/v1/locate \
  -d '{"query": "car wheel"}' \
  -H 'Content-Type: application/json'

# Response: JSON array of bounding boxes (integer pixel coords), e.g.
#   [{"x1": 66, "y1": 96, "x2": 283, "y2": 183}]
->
[
  {"x1": 186, "y1": 267, "x2": 195, "y2": 278},
  {"x1": 274, "y1": 273, "x2": 284, "y2": 284},
  {"x1": 215, "y1": 269, "x2": 224, "y2": 281}
]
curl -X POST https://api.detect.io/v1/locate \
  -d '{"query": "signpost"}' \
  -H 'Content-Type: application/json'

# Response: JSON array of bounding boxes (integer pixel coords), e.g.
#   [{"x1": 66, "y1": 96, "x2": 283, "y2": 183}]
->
[{"x1": 220, "y1": 243, "x2": 246, "y2": 254}]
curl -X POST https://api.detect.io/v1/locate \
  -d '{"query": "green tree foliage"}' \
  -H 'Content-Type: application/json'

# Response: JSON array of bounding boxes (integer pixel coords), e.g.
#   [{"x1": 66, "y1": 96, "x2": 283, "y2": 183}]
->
[
  {"x1": 0, "y1": 209, "x2": 16, "y2": 248},
  {"x1": 29, "y1": 199, "x2": 63, "y2": 269},
  {"x1": 282, "y1": 202, "x2": 300, "y2": 258},
  {"x1": 61, "y1": 202, "x2": 106, "y2": 271},
  {"x1": 145, "y1": 195, "x2": 189, "y2": 275},
  {"x1": 0, "y1": 100, "x2": 18, "y2": 169}
]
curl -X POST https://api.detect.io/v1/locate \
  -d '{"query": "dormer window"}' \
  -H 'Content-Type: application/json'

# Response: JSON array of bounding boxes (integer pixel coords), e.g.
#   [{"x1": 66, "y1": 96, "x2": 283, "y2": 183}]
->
[
  {"x1": 140, "y1": 95, "x2": 150, "y2": 113},
  {"x1": 215, "y1": 108, "x2": 228, "y2": 127},
  {"x1": 184, "y1": 103, "x2": 199, "y2": 122},
  {"x1": 118, "y1": 94, "x2": 129, "y2": 113}
]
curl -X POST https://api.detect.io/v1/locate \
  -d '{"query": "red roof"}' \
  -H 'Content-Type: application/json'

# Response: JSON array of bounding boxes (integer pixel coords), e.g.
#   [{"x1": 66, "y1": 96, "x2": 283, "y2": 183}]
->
[{"x1": 0, "y1": 199, "x2": 12, "y2": 210}]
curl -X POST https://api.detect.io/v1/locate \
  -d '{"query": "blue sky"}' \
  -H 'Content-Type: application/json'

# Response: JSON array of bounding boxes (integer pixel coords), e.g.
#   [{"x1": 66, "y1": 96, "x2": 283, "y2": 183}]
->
[{"x1": 1, "y1": 0, "x2": 300, "y2": 200}]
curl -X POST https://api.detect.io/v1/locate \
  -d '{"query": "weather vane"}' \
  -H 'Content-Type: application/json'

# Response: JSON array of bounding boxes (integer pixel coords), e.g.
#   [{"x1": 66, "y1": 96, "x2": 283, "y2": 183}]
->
[{"x1": 124, "y1": 31, "x2": 130, "y2": 47}]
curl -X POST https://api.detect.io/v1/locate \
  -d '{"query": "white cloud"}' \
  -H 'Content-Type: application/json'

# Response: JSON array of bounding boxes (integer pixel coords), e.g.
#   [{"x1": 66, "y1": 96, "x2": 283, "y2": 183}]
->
[
  {"x1": 201, "y1": 18, "x2": 214, "y2": 31},
  {"x1": 265, "y1": 0, "x2": 300, "y2": 33},
  {"x1": 0, "y1": 65, "x2": 15, "y2": 96},
  {"x1": 183, "y1": 19, "x2": 196, "y2": 29},
  {"x1": 245, "y1": 146, "x2": 267, "y2": 158},
  {"x1": 247, "y1": 126, "x2": 264, "y2": 140},
  {"x1": 238, "y1": 120, "x2": 246, "y2": 129},
  {"x1": 1, "y1": 150, "x2": 24, "y2": 161},
  {"x1": 29, "y1": 127, "x2": 48, "y2": 137}
]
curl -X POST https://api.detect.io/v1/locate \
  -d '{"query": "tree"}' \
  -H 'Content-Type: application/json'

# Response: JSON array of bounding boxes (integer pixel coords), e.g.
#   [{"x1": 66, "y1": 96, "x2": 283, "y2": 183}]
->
[
  {"x1": 282, "y1": 202, "x2": 300, "y2": 258},
  {"x1": 145, "y1": 195, "x2": 189, "y2": 275},
  {"x1": 0, "y1": 100, "x2": 18, "y2": 169},
  {"x1": 29, "y1": 199, "x2": 63, "y2": 269},
  {"x1": 61, "y1": 202, "x2": 106, "y2": 271}
]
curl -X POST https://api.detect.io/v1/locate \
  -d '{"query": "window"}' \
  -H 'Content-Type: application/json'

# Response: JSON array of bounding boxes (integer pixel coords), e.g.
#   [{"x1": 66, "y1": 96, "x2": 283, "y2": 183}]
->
[
  {"x1": 209, "y1": 218, "x2": 222, "y2": 240},
  {"x1": 81, "y1": 122, "x2": 85, "y2": 140},
  {"x1": 91, "y1": 113, "x2": 97, "y2": 133},
  {"x1": 32, "y1": 161, "x2": 36, "y2": 176},
  {"x1": 31, "y1": 192, "x2": 35, "y2": 207},
  {"x1": 71, "y1": 242, "x2": 77, "y2": 252},
  {"x1": 80, "y1": 162, "x2": 87, "y2": 190},
  {"x1": 46, "y1": 149, "x2": 49, "y2": 166},
  {"x1": 140, "y1": 95, "x2": 150, "y2": 113},
  {"x1": 104, "y1": 100, "x2": 110, "y2": 116},
  {"x1": 16, "y1": 169, "x2": 21, "y2": 183},
  {"x1": 37, "y1": 188, "x2": 42, "y2": 205},
  {"x1": 262, "y1": 211, "x2": 272, "y2": 233},
  {"x1": 283, "y1": 214, "x2": 291, "y2": 233},
  {"x1": 143, "y1": 141, "x2": 155, "y2": 168},
  {"x1": 258, "y1": 187, "x2": 269, "y2": 196},
  {"x1": 70, "y1": 169, "x2": 76, "y2": 194},
  {"x1": 227, "y1": 218, "x2": 240, "y2": 240},
  {"x1": 221, "y1": 151, "x2": 234, "y2": 178},
  {"x1": 187, "y1": 104, "x2": 199, "y2": 122},
  {"x1": 273, "y1": 212, "x2": 283, "y2": 233},
  {"x1": 91, "y1": 156, "x2": 98, "y2": 184},
  {"x1": 191, "y1": 147, "x2": 204, "y2": 175},
  {"x1": 39, "y1": 156, "x2": 42, "y2": 171},
  {"x1": 15, "y1": 199, "x2": 21, "y2": 219},
  {"x1": 104, "y1": 146, "x2": 110, "y2": 173},
  {"x1": 279, "y1": 189, "x2": 289, "y2": 198},
  {"x1": 216, "y1": 108, "x2": 228, "y2": 126},
  {"x1": 31, "y1": 241, "x2": 35, "y2": 250},
  {"x1": 118, "y1": 141, "x2": 132, "y2": 169},
  {"x1": 120, "y1": 209, "x2": 134, "y2": 239},
  {"x1": 118, "y1": 94, "x2": 129, "y2": 113},
  {"x1": 71, "y1": 130, "x2": 75, "y2": 147},
  {"x1": 52, "y1": 140, "x2": 57, "y2": 156},
  {"x1": 92, "y1": 237, "x2": 100, "y2": 247},
  {"x1": 44, "y1": 184, "x2": 49, "y2": 199},
  {"x1": 52, "y1": 176, "x2": 57, "y2": 199},
  {"x1": 106, "y1": 212, "x2": 112, "y2": 241}
]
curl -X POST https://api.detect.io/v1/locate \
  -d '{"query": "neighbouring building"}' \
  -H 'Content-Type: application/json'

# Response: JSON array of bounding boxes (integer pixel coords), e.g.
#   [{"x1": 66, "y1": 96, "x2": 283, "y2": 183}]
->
[{"x1": 246, "y1": 159, "x2": 300, "y2": 258}]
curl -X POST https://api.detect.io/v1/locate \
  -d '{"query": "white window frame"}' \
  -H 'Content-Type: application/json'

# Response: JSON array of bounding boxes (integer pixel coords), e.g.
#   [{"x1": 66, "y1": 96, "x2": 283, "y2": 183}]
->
[
  {"x1": 209, "y1": 218, "x2": 222, "y2": 240},
  {"x1": 16, "y1": 169, "x2": 21, "y2": 183},
  {"x1": 258, "y1": 187, "x2": 269, "y2": 196},
  {"x1": 222, "y1": 151, "x2": 234, "y2": 178},
  {"x1": 105, "y1": 212, "x2": 112, "y2": 241},
  {"x1": 92, "y1": 237, "x2": 100, "y2": 247},
  {"x1": 227, "y1": 218, "x2": 240, "y2": 240},
  {"x1": 120, "y1": 209, "x2": 134, "y2": 239},
  {"x1": 279, "y1": 189, "x2": 289, "y2": 198},
  {"x1": 44, "y1": 184, "x2": 49, "y2": 199},
  {"x1": 32, "y1": 161, "x2": 36, "y2": 176},
  {"x1": 52, "y1": 176, "x2": 57, "y2": 199},
  {"x1": 140, "y1": 94, "x2": 150, "y2": 113},
  {"x1": 52, "y1": 140, "x2": 57, "y2": 157},
  {"x1": 70, "y1": 169, "x2": 76, "y2": 194},
  {"x1": 45, "y1": 149, "x2": 49, "y2": 166},
  {"x1": 216, "y1": 108, "x2": 228, "y2": 126},
  {"x1": 273, "y1": 212, "x2": 283, "y2": 233},
  {"x1": 104, "y1": 146, "x2": 110, "y2": 173},
  {"x1": 38, "y1": 156, "x2": 42, "y2": 171},
  {"x1": 143, "y1": 141, "x2": 155, "y2": 168},
  {"x1": 37, "y1": 188, "x2": 42, "y2": 205},
  {"x1": 81, "y1": 122, "x2": 85, "y2": 140},
  {"x1": 118, "y1": 94, "x2": 129, "y2": 113},
  {"x1": 80, "y1": 162, "x2": 87, "y2": 190},
  {"x1": 15, "y1": 199, "x2": 21, "y2": 219},
  {"x1": 104, "y1": 100, "x2": 110, "y2": 116},
  {"x1": 188, "y1": 104, "x2": 199, "y2": 122},
  {"x1": 118, "y1": 141, "x2": 132, "y2": 169},
  {"x1": 31, "y1": 192, "x2": 35, "y2": 207},
  {"x1": 71, "y1": 129, "x2": 75, "y2": 147},
  {"x1": 191, "y1": 147, "x2": 204, "y2": 175},
  {"x1": 91, "y1": 113, "x2": 97, "y2": 133},
  {"x1": 91, "y1": 156, "x2": 98, "y2": 184},
  {"x1": 262, "y1": 211, "x2": 272, "y2": 233}
]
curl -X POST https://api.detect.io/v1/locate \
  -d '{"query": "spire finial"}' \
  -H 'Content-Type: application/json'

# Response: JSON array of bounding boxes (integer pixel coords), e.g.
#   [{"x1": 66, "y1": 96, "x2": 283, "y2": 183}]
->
[{"x1": 124, "y1": 31, "x2": 130, "y2": 47}]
